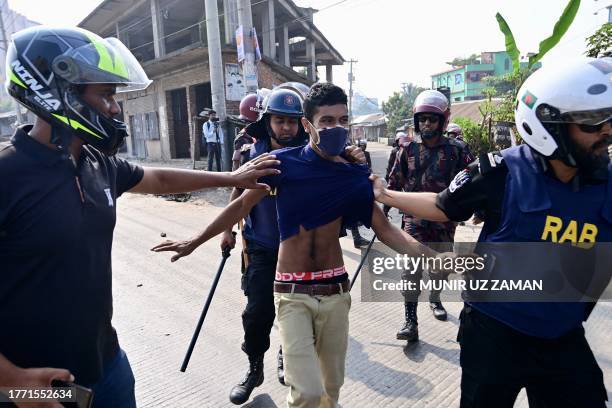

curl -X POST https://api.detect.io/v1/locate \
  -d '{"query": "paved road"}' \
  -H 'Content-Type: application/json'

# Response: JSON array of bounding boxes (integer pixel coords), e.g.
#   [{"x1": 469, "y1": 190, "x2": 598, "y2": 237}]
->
[{"x1": 111, "y1": 142, "x2": 611, "y2": 407}]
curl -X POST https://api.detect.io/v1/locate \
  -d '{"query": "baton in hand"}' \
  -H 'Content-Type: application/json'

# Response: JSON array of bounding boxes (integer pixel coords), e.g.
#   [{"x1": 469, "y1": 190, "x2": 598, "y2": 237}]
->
[
  {"x1": 180, "y1": 233, "x2": 236, "y2": 372},
  {"x1": 350, "y1": 234, "x2": 376, "y2": 291}
]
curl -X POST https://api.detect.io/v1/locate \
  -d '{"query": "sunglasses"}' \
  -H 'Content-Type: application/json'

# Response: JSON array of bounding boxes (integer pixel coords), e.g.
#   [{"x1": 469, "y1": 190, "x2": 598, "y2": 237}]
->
[
  {"x1": 418, "y1": 115, "x2": 439, "y2": 124},
  {"x1": 576, "y1": 118, "x2": 612, "y2": 134}
]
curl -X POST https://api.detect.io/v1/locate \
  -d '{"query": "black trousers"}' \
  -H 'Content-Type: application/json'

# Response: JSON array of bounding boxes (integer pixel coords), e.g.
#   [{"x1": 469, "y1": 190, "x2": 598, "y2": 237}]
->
[
  {"x1": 207, "y1": 142, "x2": 221, "y2": 172},
  {"x1": 458, "y1": 305, "x2": 607, "y2": 408},
  {"x1": 241, "y1": 241, "x2": 278, "y2": 358},
  {"x1": 401, "y1": 241, "x2": 453, "y2": 303}
]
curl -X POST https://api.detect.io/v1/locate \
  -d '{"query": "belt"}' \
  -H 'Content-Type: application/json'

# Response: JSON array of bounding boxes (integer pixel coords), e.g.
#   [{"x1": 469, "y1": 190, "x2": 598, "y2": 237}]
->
[{"x1": 274, "y1": 280, "x2": 349, "y2": 296}]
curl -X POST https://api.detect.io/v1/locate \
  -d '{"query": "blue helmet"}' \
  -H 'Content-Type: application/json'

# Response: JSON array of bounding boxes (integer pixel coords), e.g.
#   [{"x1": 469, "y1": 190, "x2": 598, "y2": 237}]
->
[
  {"x1": 262, "y1": 88, "x2": 303, "y2": 117},
  {"x1": 245, "y1": 88, "x2": 307, "y2": 147}
]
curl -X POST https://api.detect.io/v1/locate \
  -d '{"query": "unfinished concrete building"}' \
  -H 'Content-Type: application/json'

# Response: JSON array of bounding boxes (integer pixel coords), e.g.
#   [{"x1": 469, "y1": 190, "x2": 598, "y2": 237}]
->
[{"x1": 79, "y1": 0, "x2": 344, "y2": 160}]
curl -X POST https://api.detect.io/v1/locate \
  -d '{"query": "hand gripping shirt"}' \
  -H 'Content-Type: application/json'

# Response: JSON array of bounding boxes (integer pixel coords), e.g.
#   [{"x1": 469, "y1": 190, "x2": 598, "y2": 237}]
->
[{"x1": 261, "y1": 145, "x2": 374, "y2": 241}]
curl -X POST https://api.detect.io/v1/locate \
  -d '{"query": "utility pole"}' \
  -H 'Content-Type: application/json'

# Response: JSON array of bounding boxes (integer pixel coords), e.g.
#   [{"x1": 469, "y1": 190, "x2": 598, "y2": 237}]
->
[
  {"x1": 0, "y1": 4, "x2": 25, "y2": 125},
  {"x1": 204, "y1": 0, "x2": 231, "y2": 170},
  {"x1": 347, "y1": 59, "x2": 357, "y2": 143},
  {"x1": 347, "y1": 59, "x2": 357, "y2": 122},
  {"x1": 237, "y1": 0, "x2": 258, "y2": 93}
]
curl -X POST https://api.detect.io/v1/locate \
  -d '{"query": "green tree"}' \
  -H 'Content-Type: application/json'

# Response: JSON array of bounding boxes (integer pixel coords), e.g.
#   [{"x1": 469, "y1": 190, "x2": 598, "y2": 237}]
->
[
  {"x1": 496, "y1": 0, "x2": 580, "y2": 73},
  {"x1": 382, "y1": 92, "x2": 409, "y2": 136},
  {"x1": 382, "y1": 83, "x2": 425, "y2": 135},
  {"x1": 446, "y1": 54, "x2": 480, "y2": 67},
  {"x1": 585, "y1": 22, "x2": 612, "y2": 57},
  {"x1": 453, "y1": 117, "x2": 492, "y2": 157}
]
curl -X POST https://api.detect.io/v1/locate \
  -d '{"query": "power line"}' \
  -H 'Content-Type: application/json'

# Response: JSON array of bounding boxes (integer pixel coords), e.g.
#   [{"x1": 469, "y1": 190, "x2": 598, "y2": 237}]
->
[{"x1": 122, "y1": 0, "x2": 353, "y2": 58}]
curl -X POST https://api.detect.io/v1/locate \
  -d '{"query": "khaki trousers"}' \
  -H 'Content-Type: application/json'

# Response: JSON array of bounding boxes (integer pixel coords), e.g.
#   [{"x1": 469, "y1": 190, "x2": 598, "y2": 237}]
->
[{"x1": 274, "y1": 290, "x2": 351, "y2": 408}]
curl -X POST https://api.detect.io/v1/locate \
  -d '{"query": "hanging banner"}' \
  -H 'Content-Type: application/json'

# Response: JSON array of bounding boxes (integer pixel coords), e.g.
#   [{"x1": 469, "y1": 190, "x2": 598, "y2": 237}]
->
[
  {"x1": 235, "y1": 25, "x2": 245, "y2": 62},
  {"x1": 251, "y1": 27, "x2": 262, "y2": 61}
]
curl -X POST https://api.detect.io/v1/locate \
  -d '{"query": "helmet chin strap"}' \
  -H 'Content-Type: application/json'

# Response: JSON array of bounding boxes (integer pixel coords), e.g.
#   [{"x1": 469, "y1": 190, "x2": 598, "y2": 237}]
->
[
  {"x1": 266, "y1": 115, "x2": 302, "y2": 147},
  {"x1": 50, "y1": 125, "x2": 74, "y2": 158},
  {"x1": 547, "y1": 123, "x2": 578, "y2": 168},
  {"x1": 51, "y1": 81, "x2": 76, "y2": 160}
]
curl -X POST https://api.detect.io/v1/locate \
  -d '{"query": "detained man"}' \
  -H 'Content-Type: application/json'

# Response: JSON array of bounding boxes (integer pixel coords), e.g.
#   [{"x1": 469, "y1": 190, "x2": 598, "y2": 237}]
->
[{"x1": 152, "y1": 83, "x2": 443, "y2": 408}]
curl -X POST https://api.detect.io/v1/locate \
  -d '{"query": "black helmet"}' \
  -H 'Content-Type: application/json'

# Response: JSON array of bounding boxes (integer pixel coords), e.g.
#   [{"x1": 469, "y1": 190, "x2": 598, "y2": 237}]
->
[
  {"x1": 357, "y1": 139, "x2": 367, "y2": 150},
  {"x1": 262, "y1": 88, "x2": 304, "y2": 117},
  {"x1": 6, "y1": 26, "x2": 151, "y2": 154}
]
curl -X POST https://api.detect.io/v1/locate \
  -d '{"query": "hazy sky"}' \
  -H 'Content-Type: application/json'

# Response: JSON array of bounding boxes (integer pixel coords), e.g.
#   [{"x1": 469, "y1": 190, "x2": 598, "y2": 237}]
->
[{"x1": 8, "y1": 0, "x2": 610, "y2": 103}]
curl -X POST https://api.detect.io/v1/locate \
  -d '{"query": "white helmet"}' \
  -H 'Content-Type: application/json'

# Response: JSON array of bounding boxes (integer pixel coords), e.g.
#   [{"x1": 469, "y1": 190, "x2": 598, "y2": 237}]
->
[{"x1": 515, "y1": 57, "x2": 612, "y2": 159}]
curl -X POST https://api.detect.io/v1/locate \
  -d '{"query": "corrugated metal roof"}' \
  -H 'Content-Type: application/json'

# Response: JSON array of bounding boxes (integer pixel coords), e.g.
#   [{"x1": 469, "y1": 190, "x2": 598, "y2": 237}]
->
[{"x1": 449, "y1": 98, "x2": 503, "y2": 123}]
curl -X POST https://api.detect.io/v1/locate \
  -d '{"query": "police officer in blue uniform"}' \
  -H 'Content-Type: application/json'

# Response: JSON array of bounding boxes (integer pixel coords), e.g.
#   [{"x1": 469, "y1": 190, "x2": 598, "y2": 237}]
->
[{"x1": 374, "y1": 57, "x2": 611, "y2": 407}]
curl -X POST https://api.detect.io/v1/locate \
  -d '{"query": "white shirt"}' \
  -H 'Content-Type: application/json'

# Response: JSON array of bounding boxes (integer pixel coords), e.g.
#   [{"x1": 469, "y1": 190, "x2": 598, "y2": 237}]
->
[{"x1": 202, "y1": 120, "x2": 224, "y2": 144}]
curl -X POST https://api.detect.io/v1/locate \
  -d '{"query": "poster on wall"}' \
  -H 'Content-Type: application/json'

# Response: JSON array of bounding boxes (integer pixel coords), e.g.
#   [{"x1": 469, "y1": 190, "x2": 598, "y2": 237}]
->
[{"x1": 225, "y1": 63, "x2": 246, "y2": 101}]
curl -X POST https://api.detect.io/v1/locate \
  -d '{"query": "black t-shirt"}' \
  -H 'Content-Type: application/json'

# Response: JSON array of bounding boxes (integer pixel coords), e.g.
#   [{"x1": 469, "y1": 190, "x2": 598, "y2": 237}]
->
[
  {"x1": 0, "y1": 126, "x2": 144, "y2": 386},
  {"x1": 435, "y1": 152, "x2": 508, "y2": 236}
]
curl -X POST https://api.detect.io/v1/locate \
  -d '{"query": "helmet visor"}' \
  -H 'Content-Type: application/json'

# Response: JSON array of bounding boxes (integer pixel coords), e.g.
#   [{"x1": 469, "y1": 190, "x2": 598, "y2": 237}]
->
[
  {"x1": 56, "y1": 37, "x2": 151, "y2": 92},
  {"x1": 561, "y1": 107, "x2": 612, "y2": 126}
]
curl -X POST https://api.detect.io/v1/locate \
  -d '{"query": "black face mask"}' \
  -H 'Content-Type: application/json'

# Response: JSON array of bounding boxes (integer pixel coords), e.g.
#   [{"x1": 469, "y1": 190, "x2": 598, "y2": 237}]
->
[{"x1": 420, "y1": 129, "x2": 441, "y2": 140}]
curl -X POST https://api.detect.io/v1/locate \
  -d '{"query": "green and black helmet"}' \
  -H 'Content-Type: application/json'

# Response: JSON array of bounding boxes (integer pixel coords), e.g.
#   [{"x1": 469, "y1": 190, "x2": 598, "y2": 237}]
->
[{"x1": 5, "y1": 26, "x2": 151, "y2": 154}]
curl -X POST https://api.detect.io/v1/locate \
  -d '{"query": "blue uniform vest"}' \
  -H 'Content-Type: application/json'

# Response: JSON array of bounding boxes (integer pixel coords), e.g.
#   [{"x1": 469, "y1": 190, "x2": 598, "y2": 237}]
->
[
  {"x1": 242, "y1": 140, "x2": 280, "y2": 249},
  {"x1": 472, "y1": 144, "x2": 612, "y2": 339}
]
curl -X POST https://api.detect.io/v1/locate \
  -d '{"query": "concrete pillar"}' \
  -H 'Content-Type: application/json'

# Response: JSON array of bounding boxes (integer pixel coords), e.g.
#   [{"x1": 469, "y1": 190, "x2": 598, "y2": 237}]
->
[
  {"x1": 279, "y1": 24, "x2": 290, "y2": 66},
  {"x1": 237, "y1": 0, "x2": 258, "y2": 93},
  {"x1": 306, "y1": 39, "x2": 316, "y2": 81},
  {"x1": 155, "y1": 82, "x2": 171, "y2": 161},
  {"x1": 261, "y1": 6, "x2": 270, "y2": 57},
  {"x1": 206, "y1": 0, "x2": 231, "y2": 169},
  {"x1": 223, "y1": 0, "x2": 238, "y2": 45},
  {"x1": 267, "y1": 0, "x2": 276, "y2": 60},
  {"x1": 150, "y1": 0, "x2": 166, "y2": 58},
  {"x1": 325, "y1": 64, "x2": 333, "y2": 82}
]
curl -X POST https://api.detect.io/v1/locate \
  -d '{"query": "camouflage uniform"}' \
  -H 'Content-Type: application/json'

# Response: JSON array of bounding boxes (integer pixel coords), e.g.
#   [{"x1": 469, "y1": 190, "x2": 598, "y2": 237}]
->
[
  {"x1": 388, "y1": 135, "x2": 474, "y2": 302},
  {"x1": 232, "y1": 128, "x2": 255, "y2": 171}
]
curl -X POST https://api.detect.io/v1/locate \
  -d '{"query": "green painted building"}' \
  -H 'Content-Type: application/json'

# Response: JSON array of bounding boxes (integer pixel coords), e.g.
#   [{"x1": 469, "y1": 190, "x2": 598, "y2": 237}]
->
[{"x1": 431, "y1": 51, "x2": 540, "y2": 102}]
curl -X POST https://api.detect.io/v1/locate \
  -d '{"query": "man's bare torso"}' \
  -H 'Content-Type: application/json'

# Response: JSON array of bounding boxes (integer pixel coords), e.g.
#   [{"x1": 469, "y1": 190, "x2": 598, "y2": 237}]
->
[{"x1": 276, "y1": 217, "x2": 345, "y2": 272}]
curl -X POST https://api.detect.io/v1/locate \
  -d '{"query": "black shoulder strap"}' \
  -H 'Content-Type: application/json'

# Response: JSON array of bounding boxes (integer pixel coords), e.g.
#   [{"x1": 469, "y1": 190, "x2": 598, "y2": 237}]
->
[{"x1": 412, "y1": 142, "x2": 439, "y2": 192}]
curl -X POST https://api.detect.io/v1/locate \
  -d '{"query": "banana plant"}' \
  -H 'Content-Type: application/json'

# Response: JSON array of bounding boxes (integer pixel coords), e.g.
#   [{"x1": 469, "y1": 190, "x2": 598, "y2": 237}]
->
[{"x1": 496, "y1": 0, "x2": 581, "y2": 75}]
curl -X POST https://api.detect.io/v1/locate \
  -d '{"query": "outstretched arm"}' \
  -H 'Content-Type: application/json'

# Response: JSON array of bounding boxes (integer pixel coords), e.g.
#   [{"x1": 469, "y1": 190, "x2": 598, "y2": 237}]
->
[
  {"x1": 129, "y1": 153, "x2": 280, "y2": 194},
  {"x1": 151, "y1": 189, "x2": 268, "y2": 262},
  {"x1": 219, "y1": 186, "x2": 244, "y2": 250},
  {"x1": 370, "y1": 204, "x2": 438, "y2": 258},
  {"x1": 370, "y1": 174, "x2": 449, "y2": 222}
]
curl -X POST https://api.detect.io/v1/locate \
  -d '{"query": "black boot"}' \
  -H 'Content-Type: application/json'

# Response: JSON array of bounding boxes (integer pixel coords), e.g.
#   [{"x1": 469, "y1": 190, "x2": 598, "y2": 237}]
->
[
  {"x1": 229, "y1": 355, "x2": 264, "y2": 405},
  {"x1": 351, "y1": 226, "x2": 369, "y2": 248},
  {"x1": 277, "y1": 346, "x2": 287, "y2": 386},
  {"x1": 396, "y1": 302, "x2": 418, "y2": 342},
  {"x1": 430, "y1": 301, "x2": 448, "y2": 321}
]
